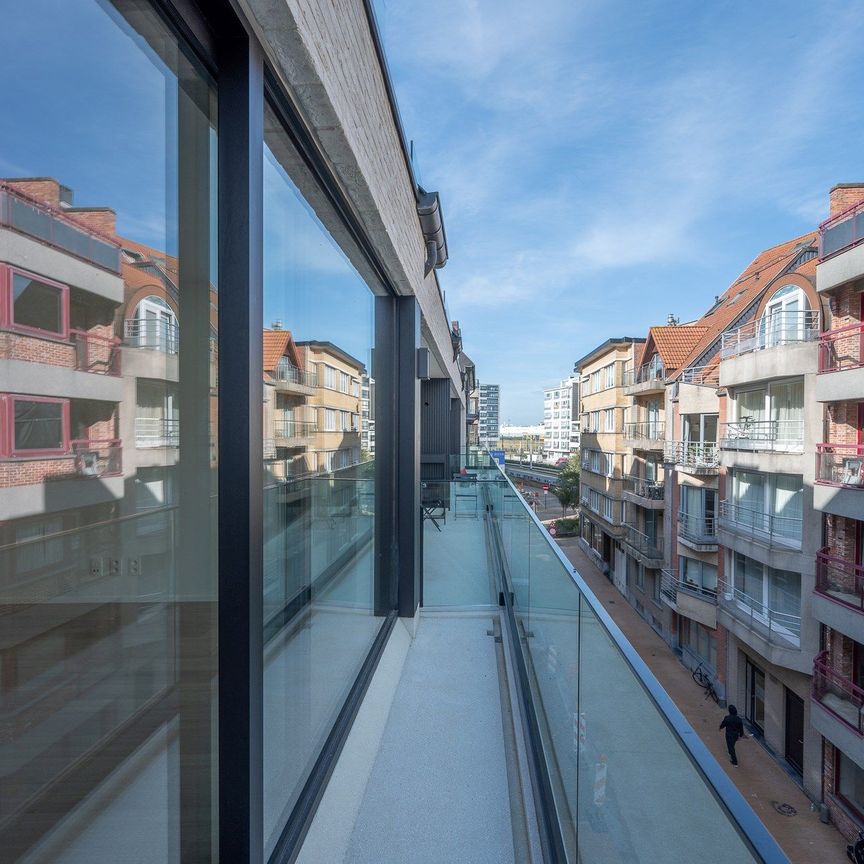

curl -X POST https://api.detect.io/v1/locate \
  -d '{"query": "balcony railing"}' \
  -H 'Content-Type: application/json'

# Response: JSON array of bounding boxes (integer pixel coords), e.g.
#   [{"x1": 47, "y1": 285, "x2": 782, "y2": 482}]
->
[
  {"x1": 71, "y1": 329, "x2": 121, "y2": 376},
  {"x1": 0, "y1": 184, "x2": 122, "y2": 273},
  {"x1": 124, "y1": 318, "x2": 179, "y2": 354},
  {"x1": 818, "y1": 321, "x2": 864, "y2": 373},
  {"x1": 719, "y1": 418, "x2": 804, "y2": 452},
  {"x1": 816, "y1": 443, "x2": 864, "y2": 487},
  {"x1": 661, "y1": 568, "x2": 717, "y2": 606},
  {"x1": 623, "y1": 524, "x2": 664, "y2": 562},
  {"x1": 135, "y1": 417, "x2": 179, "y2": 448},
  {"x1": 663, "y1": 440, "x2": 720, "y2": 471},
  {"x1": 274, "y1": 363, "x2": 318, "y2": 388},
  {"x1": 660, "y1": 569, "x2": 678, "y2": 605},
  {"x1": 718, "y1": 499, "x2": 802, "y2": 549},
  {"x1": 720, "y1": 311, "x2": 820, "y2": 359},
  {"x1": 274, "y1": 419, "x2": 317, "y2": 439},
  {"x1": 816, "y1": 548, "x2": 864, "y2": 612},
  {"x1": 813, "y1": 652, "x2": 864, "y2": 735},
  {"x1": 678, "y1": 510, "x2": 717, "y2": 545},
  {"x1": 623, "y1": 420, "x2": 665, "y2": 442},
  {"x1": 622, "y1": 363, "x2": 665, "y2": 388},
  {"x1": 719, "y1": 580, "x2": 801, "y2": 647},
  {"x1": 72, "y1": 439, "x2": 122, "y2": 477},
  {"x1": 624, "y1": 474, "x2": 664, "y2": 501},
  {"x1": 679, "y1": 365, "x2": 719, "y2": 387},
  {"x1": 820, "y1": 200, "x2": 864, "y2": 260}
]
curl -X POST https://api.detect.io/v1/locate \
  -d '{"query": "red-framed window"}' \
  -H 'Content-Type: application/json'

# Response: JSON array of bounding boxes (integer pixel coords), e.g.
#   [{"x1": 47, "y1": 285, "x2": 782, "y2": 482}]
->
[
  {"x1": 0, "y1": 394, "x2": 70, "y2": 457},
  {"x1": 0, "y1": 263, "x2": 70, "y2": 340}
]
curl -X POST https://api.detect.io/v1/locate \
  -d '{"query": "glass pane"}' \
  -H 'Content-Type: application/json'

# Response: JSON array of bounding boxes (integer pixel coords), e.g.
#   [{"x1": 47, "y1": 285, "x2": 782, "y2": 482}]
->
[
  {"x1": 262, "y1": 103, "x2": 382, "y2": 856},
  {"x1": 0, "y1": 3, "x2": 218, "y2": 860}
]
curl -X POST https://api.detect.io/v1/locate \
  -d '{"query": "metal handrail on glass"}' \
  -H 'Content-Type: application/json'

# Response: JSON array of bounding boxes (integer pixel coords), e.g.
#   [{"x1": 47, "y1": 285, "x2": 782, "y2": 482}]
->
[
  {"x1": 816, "y1": 443, "x2": 864, "y2": 487},
  {"x1": 820, "y1": 199, "x2": 864, "y2": 259},
  {"x1": 718, "y1": 499, "x2": 802, "y2": 549},
  {"x1": 622, "y1": 362, "x2": 665, "y2": 388},
  {"x1": 818, "y1": 321, "x2": 864, "y2": 373},
  {"x1": 274, "y1": 419, "x2": 317, "y2": 439},
  {"x1": 273, "y1": 361, "x2": 318, "y2": 388},
  {"x1": 720, "y1": 311, "x2": 820, "y2": 359},
  {"x1": 718, "y1": 580, "x2": 801, "y2": 647},
  {"x1": 812, "y1": 651, "x2": 864, "y2": 735},
  {"x1": 719, "y1": 418, "x2": 804, "y2": 452},
  {"x1": 815, "y1": 547, "x2": 864, "y2": 611}
]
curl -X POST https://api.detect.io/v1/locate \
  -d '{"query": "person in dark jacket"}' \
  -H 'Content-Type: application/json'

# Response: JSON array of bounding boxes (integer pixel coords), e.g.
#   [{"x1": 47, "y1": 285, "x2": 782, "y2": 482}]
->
[{"x1": 719, "y1": 704, "x2": 745, "y2": 765}]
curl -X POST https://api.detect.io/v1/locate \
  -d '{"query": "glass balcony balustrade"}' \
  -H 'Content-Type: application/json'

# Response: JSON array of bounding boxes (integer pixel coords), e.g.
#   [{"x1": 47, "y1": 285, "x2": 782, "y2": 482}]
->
[
  {"x1": 418, "y1": 460, "x2": 785, "y2": 863},
  {"x1": 816, "y1": 443, "x2": 864, "y2": 487},
  {"x1": 818, "y1": 321, "x2": 864, "y2": 372},
  {"x1": 813, "y1": 652, "x2": 864, "y2": 736},
  {"x1": 720, "y1": 311, "x2": 820, "y2": 360},
  {"x1": 719, "y1": 419, "x2": 804, "y2": 452},
  {"x1": 820, "y1": 200, "x2": 864, "y2": 259},
  {"x1": 815, "y1": 548, "x2": 864, "y2": 612}
]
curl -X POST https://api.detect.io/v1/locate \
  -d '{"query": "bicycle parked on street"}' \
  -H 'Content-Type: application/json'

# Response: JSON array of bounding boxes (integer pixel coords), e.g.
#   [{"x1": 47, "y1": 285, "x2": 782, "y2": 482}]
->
[{"x1": 692, "y1": 662, "x2": 720, "y2": 704}]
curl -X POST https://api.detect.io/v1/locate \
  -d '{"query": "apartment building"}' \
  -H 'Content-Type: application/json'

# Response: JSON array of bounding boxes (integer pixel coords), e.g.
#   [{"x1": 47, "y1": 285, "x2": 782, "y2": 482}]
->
[
  {"x1": 576, "y1": 337, "x2": 644, "y2": 582},
  {"x1": 477, "y1": 382, "x2": 500, "y2": 445},
  {"x1": 811, "y1": 184, "x2": 864, "y2": 840},
  {"x1": 360, "y1": 374, "x2": 375, "y2": 458},
  {"x1": 542, "y1": 374, "x2": 579, "y2": 463}
]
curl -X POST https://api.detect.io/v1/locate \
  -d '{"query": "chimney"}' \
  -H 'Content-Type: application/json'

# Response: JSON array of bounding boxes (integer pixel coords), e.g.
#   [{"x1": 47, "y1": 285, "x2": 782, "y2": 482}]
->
[
  {"x1": 829, "y1": 183, "x2": 864, "y2": 218},
  {"x1": 6, "y1": 178, "x2": 63, "y2": 208},
  {"x1": 271, "y1": 320, "x2": 282, "y2": 330},
  {"x1": 67, "y1": 207, "x2": 117, "y2": 237}
]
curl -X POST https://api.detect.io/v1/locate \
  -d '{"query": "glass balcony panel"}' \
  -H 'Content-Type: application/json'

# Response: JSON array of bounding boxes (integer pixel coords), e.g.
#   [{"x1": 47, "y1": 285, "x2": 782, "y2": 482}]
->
[
  {"x1": 816, "y1": 443, "x2": 864, "y2": 487},
  {"x1": 819, "y1": 322, "x2": 864, "y2": 372},
  {"x1": 813, "y1": 652, "x2": 864, "y2": 735},
  {"x1": 720, "y1": 310, "x2": 820, "y2": 359},
  {"x1": 815, "y1": 548, "x2": 864, "y2": 611}
]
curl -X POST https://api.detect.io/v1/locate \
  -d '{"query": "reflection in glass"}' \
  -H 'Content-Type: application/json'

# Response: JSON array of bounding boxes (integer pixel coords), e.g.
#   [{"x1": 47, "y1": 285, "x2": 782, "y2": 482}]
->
[
  {"x1": 0, "y1": 2, "x2": 217, "y2": 861},
  {"x1": 262, "y1": 105, "x2": 381, "y2": 855}
]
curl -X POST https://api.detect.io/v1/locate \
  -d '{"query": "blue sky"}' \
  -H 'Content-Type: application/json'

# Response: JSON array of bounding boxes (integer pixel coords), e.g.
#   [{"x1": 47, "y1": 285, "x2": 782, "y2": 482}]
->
[{"x1": 374, "y1": 0, "x2": 864, "y2": 424}]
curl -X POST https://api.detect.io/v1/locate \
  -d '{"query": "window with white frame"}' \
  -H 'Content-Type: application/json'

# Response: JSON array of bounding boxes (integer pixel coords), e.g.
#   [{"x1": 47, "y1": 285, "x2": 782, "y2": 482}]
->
[
  {"x1": 679, "y1": 556, "x2": 717, "y2": 595},
  {"x1": 339, "y1": 371, "x2": 349, "y2": 393},
  {"x1": 603, "y1": 408, "x2": 614, "y2": 432},
  {"x1": 325, "y1": 408, "x2": 336, "y2": 431},
  {"x1": 323, "y1": 365, "x2": 336, "y2": 389},
  {"x1": 591, "y1": 370, "x2": 601, "y2": 391},
  {"x1": 603, "y1": 363, "x2": 615, "y2": 389}
]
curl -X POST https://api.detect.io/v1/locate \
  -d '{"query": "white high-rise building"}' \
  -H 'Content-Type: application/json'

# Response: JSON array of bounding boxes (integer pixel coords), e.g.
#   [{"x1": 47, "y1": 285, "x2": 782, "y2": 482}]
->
[{"x1": 543, "y1": 375, "x2": 579, "y2": 462}]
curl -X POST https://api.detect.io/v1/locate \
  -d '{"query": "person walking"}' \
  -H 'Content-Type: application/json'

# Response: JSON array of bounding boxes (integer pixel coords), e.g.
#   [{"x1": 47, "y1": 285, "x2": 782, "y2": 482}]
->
[{"x1": 719, "y1": 704, "x2": 745, "y2": 766}]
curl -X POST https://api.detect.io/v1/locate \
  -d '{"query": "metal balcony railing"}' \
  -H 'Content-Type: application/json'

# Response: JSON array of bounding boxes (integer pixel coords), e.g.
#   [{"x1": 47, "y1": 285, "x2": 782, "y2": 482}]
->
[
  {"x1": 718, "y1": 499, "x2": 802, "y2": 548},
  {"x1": 71, "y1": 329, "x2": 121, "y2": 375},
  {"x1": 124, "y1": 318, "x2": 179, "y2": 354},
  {"x1": 720, "y1": 311, "x2": 820, "y2": 359},
  {"x1": 816, "y1": 548, "x2": 864, "y2": 612},
  {"x1": 678, "y1": 511, "x2": 717, "y2": 545},
  {"x1": 624, "y1": 475, "x2": 664, "y2": 501},
  {"x1": 275, "y1": 419, "x2": 317, "y2": 439},
  {"x1": 623, "y1": 524, "x2": 664, "y2": 561},
  {"x1": 0, "y1": 184, "x2": 122, "y2": 273},
  {"x1": 135, "y1": 417, "x2": 179, "y2": 447},
  {"x1": 816, "y1": 443, "x2": 864, "y2": 487},
  {"x1": 72, "y1": 439, "x2": 122, "y2": 477},
  {"x1": 679, "y1": 365, "x2": 719, "y2": 387},
  {"x1": 274, "y1": 363, "x2": 318, "y2": 388},
  {"x1": 622, "y1": 363, "x2": 665, "y2": 388},
  {"x1": 719, "y1": 580, "x2": 801, "y2": 647},
  {"x1": 660, "y1": 569, "x2": 678, "y2": 605},
  {"x1": 663, "y1": 440, "x2": 720, "y2": 471},
  {"x1": 820, "y1": 199, "x2": 864, "y2": 260},
  {"x1": 623, "y1": 421, "x2": 665, "y2": 441},
  {"x1": 813, "y1": 652, "x2": 864, "y2": 735},
  {"x1": 818, "y1": 321, "x2": 864, "y2": 373},
  {"x1": 720, "y1": 418, "x2": 804, "y2": 452}
]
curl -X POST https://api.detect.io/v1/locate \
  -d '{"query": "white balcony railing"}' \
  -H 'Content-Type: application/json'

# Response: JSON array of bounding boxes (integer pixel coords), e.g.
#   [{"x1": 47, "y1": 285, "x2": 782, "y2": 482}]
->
[
  {"x1": 719, "y1": 580, "x2": 801, "y2": 647},
  {"x1": 135, "y1": 417, "x2": 179, "y2": 448},
  {"x1": 124, "y1": 318, "x2": 179, "y2": 354},
  {"x1": 718, "y1": 500, "x2": 802, "y2": 549},
  {"x1": 719, "y1": 419, "x2": 804, "y2": 453},
  {"x1": 663, "y1": 441, "x2": 720, "y2": 471},
  {"x1": 720, "y1": 311, "x2": 820, "y2": 360}
]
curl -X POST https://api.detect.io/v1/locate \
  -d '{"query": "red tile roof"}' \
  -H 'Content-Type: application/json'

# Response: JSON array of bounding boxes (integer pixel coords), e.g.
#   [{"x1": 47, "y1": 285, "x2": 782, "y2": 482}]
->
[
  {"x1": 641, "y1": 325, "x2": 707, "y2": 370},
  {"x1": 263, "y1": 328, "x2": 301, "y2": 372}
]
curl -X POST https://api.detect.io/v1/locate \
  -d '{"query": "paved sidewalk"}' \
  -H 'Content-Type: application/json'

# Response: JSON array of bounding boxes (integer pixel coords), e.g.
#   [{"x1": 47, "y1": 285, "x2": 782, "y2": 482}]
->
[{"x1": 556, "y1": 537, "x2": 846, "y2": 864}]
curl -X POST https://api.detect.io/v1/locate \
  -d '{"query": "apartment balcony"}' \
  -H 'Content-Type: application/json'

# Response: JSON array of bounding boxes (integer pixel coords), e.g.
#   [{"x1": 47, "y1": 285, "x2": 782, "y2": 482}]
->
[
  {"x1": 678, "y1": 365, "x2": 719, "y2": 387},
  {"x1": 272, "y1": 364, "x2": 317, "y2": 395},
  {"x1": 818, "y1": 201, "x2": 864, "y2": 293},
  {"x1": 622, "y1": 523, "x2": 664, "y2": 567},
  {"x1": 718, "y1": 499, "x2": 802, "y2": 551},
  {"x1": 622, "y1": 421, "x2": 665, "y2": 451},
  {"x1": 660, "y1": 569, "x2": 717, "y2": 628},
  {"x1": 718, "y1": 580, "x2": 803, "y2": 668},
  {"x1": 678, "y1": 510, "x2": 718, "y2": 552},
  {"x1": 622, "y1": 475, "x2": 664, "y2": 509},
  {"x1": 811, "y1": 652, "x2": 864, "y2": 769},
  {"x1": 719, "y1": 419, "x2": 804, "y2": 454},
  {"x1": 719, "y1": 312, "x2": 819, "y2": 387},
  {"x1": 816, "y1": 322, "x2": 864, "y2": 402},
  {"x1": 274, "y1": 418, "x2": 317, "y2": 447},
  {"x1": 814, "y1": 443, "x2": 864, "y2": 520},
  {"x1": 622, "y1": 363, "x2": 665, "y2": 396},
  {"x1": 813, "y1": 549, "x2": 864, "y2": 641},
  {"x1": 663, "y1": 441, "x2": 720, "y2": 475},
  {"x1": 135, "y1": 417, "x2": 179, "y2": 448}
]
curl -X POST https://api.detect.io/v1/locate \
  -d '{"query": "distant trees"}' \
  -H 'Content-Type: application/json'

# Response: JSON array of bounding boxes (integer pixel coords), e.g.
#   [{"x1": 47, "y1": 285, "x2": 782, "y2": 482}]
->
[{"x1": 554, "y1": 456, "x2": 580, "y2": 516}]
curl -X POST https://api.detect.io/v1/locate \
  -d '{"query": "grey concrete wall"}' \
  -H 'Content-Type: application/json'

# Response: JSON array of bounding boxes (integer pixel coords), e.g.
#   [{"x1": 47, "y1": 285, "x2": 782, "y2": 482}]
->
[
  {"x1": 0, "y1": 359, "x2": 123, "y2": 402},
  {"x1": 817, "y1": 243, "x2": 864, "y2": 293},
  {"x1": 719, "y1": 342, "x2": 817, "y2": 389}
]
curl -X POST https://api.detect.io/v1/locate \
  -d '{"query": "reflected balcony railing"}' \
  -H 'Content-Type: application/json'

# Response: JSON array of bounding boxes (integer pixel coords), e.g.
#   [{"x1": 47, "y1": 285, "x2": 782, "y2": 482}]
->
[
  {"x1": 816, "y1": 443, "x2": 864, "y2": 488},
  {"x1": 71, "y1": 329, "x2": 122, "y2": 376},
  {"x1": 720, "y1": 311, "x2": 820, "y2": 360},
  {"x1": 124, "y1": 318, "x2": 179, "y2": 354},
  {"x1": 678, "y1": 511, "x2": 717, "y2": 545},
  {"x1": 623, "y1": 474, "x2": 664, "y2": 501},
  {"x1": 718, "y1": 500, "x2": 802, "y2": 549},
  {"x1": 663, "y1": 440, "x2": 720, "y2": 471},
  {"x1": 815, "y1": 548, "x2": 864, "y2": 612},
  {"x1": 720, "y1": 419, "x2": 804, "y2": 452},
  {"x1": 818, "y1": 321, "x2": 864, "y2": 373},
  {"x1": 820, "y1": 200, "x2": 864, "y2": 260},
  {"x1": 0, "y1": 184, "x2": 122, "y2": 273},
  {"x1": 623, "y1": 524, "x2": 664, "y2": 563},
  {"x1": 422, "y1": 455, "x2": 788, "y2": 862},
  {"x1": 623, "y1": 421, "x2": 665, "y2": 443},
  {"x1": 72, "y1": 439, "x2": 122, "y2": 477},
  {"x1": 813, "y1": 652, "x2": 864, "y2": 736},
  {"x1": 719, "y1": 580, "x2": 801, "y2": 648},
  {"x1": 135, "y1": 417, "x2": 179, "y2": 448}
]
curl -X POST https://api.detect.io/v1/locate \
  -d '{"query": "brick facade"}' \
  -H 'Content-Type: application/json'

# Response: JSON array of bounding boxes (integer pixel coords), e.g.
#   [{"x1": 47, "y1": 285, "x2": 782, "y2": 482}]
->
[
  {"x1": 824, "y1": 740, "x2": 864, "y2": 841},
  {"x1": 829, "y1": 185, "x2": 864, "y2": 219}
]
